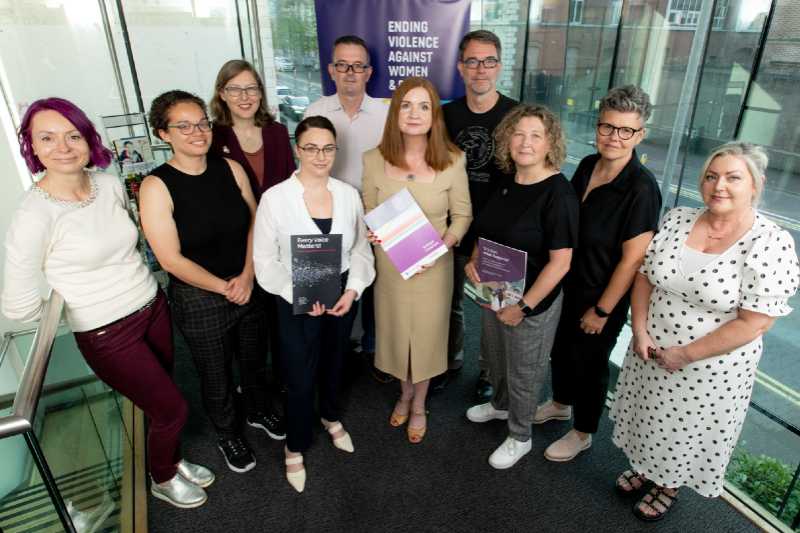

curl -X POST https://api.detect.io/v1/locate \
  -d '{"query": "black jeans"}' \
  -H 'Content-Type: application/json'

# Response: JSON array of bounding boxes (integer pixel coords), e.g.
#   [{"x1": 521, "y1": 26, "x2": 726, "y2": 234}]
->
[
  {"x1": 275, "y1": 286, "x2": 357, "y2": 453},
  {"x1": 549, "y1": 287, "x2": 629, "y2": 434}
]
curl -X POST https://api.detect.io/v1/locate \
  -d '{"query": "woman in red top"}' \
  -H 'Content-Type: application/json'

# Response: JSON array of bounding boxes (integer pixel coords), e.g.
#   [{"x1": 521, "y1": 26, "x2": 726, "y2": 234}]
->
[
  {"x1": 209, "y1": 59, "x2": 295, "y2": 201},
  {"x1": 209, "y1": 59, "x2": 296, "y2": 402}
]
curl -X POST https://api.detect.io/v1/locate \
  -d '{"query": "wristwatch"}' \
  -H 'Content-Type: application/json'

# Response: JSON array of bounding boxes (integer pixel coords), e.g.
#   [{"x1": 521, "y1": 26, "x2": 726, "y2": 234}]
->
[
  {"x1": 594, "y1": 305, "x2": 610, "y2": 318},
  {"x1": 517, "y1": 299, "x2": 533, "y2": 315}
]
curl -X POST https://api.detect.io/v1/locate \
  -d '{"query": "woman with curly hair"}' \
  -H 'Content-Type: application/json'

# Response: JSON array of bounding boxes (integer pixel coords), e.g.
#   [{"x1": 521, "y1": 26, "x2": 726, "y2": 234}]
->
[{"x1": 464, "y1": 104, "x2": 578, "y2": 469}]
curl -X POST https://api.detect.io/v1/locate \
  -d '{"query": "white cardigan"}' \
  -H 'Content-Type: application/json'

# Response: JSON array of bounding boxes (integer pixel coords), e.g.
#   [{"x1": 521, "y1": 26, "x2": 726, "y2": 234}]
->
[
  {"x1": 1, "y1": 173, "x2": 156, "y2": 332},
  {"x1": 253, "y1": 173, "x2": 375, "y2": 304}
]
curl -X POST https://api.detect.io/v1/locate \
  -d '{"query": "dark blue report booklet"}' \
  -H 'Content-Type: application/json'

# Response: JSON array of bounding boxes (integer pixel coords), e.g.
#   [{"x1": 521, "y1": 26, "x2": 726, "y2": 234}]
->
[{"x1": 291, "y1": 234, "x2": 342, "y2": 315}]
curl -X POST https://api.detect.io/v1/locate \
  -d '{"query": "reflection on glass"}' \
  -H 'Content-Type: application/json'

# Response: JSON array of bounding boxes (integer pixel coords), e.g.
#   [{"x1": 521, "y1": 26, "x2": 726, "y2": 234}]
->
[
  {"x1": 0, "y1": 0, "x2": 127, "y2": 155},
  {"x1": 121, "y1": 0, "x2": 242, "y2": 111}
]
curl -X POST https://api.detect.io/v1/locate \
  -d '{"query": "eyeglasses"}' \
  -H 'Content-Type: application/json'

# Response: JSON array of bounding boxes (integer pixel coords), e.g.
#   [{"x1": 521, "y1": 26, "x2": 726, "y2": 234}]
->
[
  {"x1": 461, "y1": 57, "x2": 499, "y2": 69},
  {"x1": 332, "y1": 62, "x2": 370, "y2": 73},
  {"x1": 596, "y1": 122, "x2": 642, "y2": 140},
  {"x1": 167, "y1": 119, "x2": 212, "y2": 135},
  {"x1": 298, "y1": 144, "x2": 337, "y2": 157},
  {"x1": 223, "y1": 85, "x2": 261, "y2": 98}
]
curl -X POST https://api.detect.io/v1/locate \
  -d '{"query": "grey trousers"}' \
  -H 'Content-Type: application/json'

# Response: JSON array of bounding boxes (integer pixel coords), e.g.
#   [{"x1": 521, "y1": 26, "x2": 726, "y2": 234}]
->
[
  {"x1": 482, "y1": 291, "x2": 563, "y2": 441},
  {"x1": 448, "y1": 252, "x2": 488, "y2": 373}
]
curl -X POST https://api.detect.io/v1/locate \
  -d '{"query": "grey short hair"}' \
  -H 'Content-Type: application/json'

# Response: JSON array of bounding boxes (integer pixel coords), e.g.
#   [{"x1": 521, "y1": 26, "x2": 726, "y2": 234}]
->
[
  {"x1": 458, "y1": 30, "x2": 501, "y2": 60},
  {"x1": 599, "y1": 85, "x2": 652, "y2": 122},
  {"x1": 698, "y1": 141, "x2": 768, "y2": 206}
]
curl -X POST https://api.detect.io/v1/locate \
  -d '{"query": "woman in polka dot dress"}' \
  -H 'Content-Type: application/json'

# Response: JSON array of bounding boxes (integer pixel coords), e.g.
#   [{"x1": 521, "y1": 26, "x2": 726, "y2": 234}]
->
[{"x1": 610, "y1": 141, "x2": 800, "y2": 521}]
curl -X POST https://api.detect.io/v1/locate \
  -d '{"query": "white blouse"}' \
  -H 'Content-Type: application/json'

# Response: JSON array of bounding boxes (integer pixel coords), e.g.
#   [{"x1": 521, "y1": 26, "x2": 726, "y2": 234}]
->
[{"x1": 253, "y1": 173, "x2": 375, "y2": 304}]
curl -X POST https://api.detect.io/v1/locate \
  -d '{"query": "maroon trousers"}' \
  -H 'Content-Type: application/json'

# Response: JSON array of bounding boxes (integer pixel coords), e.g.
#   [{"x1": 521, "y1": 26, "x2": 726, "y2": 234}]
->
[{"x1": 74, "y1": 290, "x2": 187, "y2": 483}]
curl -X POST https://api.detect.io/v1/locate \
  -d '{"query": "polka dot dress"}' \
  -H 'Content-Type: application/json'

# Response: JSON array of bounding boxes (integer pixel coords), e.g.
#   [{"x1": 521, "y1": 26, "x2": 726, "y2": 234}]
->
[{"x1": 610, "y1": 206, "x2": 800, "y2": 497}]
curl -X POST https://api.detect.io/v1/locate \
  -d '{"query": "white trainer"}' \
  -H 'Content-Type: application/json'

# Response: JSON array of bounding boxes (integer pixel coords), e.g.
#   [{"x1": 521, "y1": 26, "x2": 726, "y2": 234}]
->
[
  {"x1": 533, "y1": 400, "x2": 572, "y2": 424},
  {"x1": 466, "y1": 402, "x2": 509, "y2": 423},
  {"x1": 488, "y1": 436, "x2": 532, "y2": 469}
]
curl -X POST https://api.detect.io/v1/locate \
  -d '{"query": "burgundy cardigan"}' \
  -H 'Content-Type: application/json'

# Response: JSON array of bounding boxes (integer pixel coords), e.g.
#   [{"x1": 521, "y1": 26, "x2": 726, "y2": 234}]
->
[{"x1": 210, "y1": 122, "x2": 296, "y2": 202}]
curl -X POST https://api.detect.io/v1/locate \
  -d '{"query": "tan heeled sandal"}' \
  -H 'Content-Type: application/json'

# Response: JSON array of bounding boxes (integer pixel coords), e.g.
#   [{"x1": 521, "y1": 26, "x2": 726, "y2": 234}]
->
[
  {"x1": 407, "y1": 410, "x2": 428, "y2": 444},
  {"x1": 390, "y1": 398, "x2": 411, "y2": 427}
]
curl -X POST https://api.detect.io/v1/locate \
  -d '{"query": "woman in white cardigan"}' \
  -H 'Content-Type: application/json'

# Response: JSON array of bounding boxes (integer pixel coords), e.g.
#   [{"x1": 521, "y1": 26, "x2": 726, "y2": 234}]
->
[{"x1": 253, "y1": 115, "x2": 375, "y2": 492}]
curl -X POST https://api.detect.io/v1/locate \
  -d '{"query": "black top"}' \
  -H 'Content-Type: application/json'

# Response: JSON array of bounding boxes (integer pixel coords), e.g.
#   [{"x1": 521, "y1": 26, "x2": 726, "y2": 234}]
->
[
  {"x1": 568, "y1": 151, "x2": 662, "y2": 305},
  {"x1": 443, "y1": 93, "x2": 518, "y2": 254},
  {"x1": 151, "y1": 155, "x2": 250, "y2": 280},
  {"x1": 313, "y1": 217, "x2": 332, "y2": 235},
  {"x1": 475, "y1": 173, "x2": 579, "y2": 315}
]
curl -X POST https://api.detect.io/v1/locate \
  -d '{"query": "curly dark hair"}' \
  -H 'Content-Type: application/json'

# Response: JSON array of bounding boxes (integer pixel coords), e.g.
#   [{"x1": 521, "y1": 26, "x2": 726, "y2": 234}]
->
[
  {"x1": 149, "y1": 90, "x2": 207, "y2": 140},
  {"x1": 494, "y1": 104, "x2": 566, "y2": 173}
]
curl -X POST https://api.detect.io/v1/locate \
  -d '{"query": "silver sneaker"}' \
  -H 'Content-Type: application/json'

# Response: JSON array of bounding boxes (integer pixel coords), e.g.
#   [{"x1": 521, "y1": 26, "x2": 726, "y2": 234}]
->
[
  {"x1": 176, "y1": 459, "x2": 215, "y2": 488},
  {"x1": 151, "y1": 473, "x2": 207, "y2": 509}
]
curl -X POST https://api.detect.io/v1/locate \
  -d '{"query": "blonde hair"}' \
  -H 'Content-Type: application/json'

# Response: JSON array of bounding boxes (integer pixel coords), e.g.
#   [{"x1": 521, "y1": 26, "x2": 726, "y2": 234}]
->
[
  {"x1": 494, "y1": 104, "x2": 566, "y2": 173},
  {"x1": 378, "y1": 77, "x2": 460, "y2": 172},
  {"x1": 698, "y1": 141, "x2": 767, "y2": 206}
]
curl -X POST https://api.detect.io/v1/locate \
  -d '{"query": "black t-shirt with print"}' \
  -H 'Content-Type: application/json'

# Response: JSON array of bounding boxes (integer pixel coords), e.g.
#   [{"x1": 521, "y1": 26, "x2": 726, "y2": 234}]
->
[
  {"x1": 475, "y1": 173, "x2": 579, "y2": 315},
  {"x1": 567, "y1": 150, "x2": 662, "y2": 305},
  {"x1": 443, "y1": 93, "x2": 518, "y2": 254}
]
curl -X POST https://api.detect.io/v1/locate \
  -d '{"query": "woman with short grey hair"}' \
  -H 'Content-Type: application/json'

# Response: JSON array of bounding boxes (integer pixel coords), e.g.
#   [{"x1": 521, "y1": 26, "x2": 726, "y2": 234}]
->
[
  {"x1": 534, "y1": 85, "x2": 662, "y2": 463},
  {"x1": 610, "y1": 141, "x2": 798, "y2": 520}
]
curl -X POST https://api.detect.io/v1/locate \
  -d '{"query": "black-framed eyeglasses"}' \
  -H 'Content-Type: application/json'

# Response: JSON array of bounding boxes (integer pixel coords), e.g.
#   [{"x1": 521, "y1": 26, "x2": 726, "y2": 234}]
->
[
  {"x1": 167, "y1": 119, "x2": 212, "y2": 135},
  {"x1": 223, "y1": 85, "x2": 261, "y2": 98},
  {"x1": 596, "y1": 122, "x2": 642, "y2": 140},
  {"x1": 332, "y1": 61, "x2": 370, "y2": 73},
  {"x1": 461, "y1": 57, "x2": 499, "y2": 69},
  {"x1": 298, "y1": 144, "x2": 337, "y2": 157}
]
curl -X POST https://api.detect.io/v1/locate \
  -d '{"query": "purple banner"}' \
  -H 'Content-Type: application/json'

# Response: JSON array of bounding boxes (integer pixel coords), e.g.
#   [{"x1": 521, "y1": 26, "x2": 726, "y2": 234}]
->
[{"x1": 313, "y1": 0, "x2": 471, "y2": 99}]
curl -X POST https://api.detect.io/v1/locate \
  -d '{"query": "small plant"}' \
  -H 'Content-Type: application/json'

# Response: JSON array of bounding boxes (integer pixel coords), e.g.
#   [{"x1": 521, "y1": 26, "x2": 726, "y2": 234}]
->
[{"x1": 726, "y1": 451, "x2": 800, "y2": 528}]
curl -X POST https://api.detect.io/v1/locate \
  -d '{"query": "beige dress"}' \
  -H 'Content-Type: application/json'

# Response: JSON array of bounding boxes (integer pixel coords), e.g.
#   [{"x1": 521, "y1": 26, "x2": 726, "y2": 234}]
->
[{"x1": 361, "y1": 148, "x2": 472, "y2": 383}]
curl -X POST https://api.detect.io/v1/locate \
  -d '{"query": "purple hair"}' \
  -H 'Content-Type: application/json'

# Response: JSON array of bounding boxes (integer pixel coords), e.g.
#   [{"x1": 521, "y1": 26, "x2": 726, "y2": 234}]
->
[{"x1": 17, "y1": 97, "x2": 113, "y2": 173}]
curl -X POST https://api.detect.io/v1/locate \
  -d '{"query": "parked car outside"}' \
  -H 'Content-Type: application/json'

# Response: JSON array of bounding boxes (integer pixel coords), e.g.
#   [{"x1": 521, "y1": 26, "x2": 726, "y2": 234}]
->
[
  {"x1": 275, "y1": 57, "x2": 294, "y2": 72},
  {"x1": 279, "y1": 95, "x2": 310, "y2": 121}
]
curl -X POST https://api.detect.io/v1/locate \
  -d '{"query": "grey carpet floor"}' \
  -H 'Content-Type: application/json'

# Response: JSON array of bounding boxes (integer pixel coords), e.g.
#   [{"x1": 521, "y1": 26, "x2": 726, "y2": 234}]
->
[{"x1": 149, "y1": 303, "x2": 758, "y2": 533}]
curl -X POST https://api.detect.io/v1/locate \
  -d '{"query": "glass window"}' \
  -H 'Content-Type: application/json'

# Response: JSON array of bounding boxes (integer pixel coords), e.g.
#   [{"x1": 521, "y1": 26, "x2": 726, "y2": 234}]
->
[
  {"x1": 118, "y1": 1, "x2": 243, "y2": 114},
  {"x1": 0, "y1": 0, "x2": 130, "y2": 164}
]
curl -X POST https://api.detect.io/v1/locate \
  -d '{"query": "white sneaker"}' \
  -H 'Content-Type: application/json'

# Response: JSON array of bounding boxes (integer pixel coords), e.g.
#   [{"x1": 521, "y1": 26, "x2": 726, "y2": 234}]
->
[
  {"x1": 533, "y1": 400, "x2": 572, "y2": 424},
  {"x1": 544, "y1": 430, "x2": 592, "y2": 462},
  {"x1": 466, "y1": 402, "x2": 509, "y2": 423},
  {"x1": 488, "y1": 436, "x2": 532, "y2": 469}
]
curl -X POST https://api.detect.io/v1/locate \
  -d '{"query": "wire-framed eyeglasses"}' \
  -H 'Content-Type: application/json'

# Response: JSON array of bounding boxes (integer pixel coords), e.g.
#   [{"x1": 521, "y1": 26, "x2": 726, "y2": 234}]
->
[
  {"x1": 298, "y1": 144, "x2": 337, "y2": 157},
  {"x1": 167, "y1": 119, "x2": 213, "y2": 135}
]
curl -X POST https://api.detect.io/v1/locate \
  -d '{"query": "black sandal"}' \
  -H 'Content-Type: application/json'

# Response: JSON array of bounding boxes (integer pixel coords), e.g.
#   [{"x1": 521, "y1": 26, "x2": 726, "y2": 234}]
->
[
  {"x1": 633, "y1": 486, "x2": 678, "y2": 522},
  {"x1": 615, "y1": 469, "x2": 646, "y2": 494}
]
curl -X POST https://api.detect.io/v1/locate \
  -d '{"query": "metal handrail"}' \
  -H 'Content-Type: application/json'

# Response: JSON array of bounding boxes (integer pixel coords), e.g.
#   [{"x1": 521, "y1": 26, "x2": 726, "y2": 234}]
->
[{"x1": 0, "y1": 291, "x2": 65, "y2": 439}]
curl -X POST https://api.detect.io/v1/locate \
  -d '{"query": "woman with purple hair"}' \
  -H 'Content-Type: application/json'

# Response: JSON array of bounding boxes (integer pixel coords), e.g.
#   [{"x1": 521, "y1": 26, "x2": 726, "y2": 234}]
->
[{"x1": 1, "y1": 97, "x2": 213, "y2": 509}]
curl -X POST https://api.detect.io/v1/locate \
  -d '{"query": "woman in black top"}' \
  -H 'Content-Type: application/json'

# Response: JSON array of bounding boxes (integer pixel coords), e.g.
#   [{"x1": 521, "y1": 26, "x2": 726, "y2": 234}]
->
[
  {"x1": 140, "y1": 90, "x2": 285, "y2": 476},
  {"x1": 535, "y1": 85, "x2": 662, "y2": 462},
  {"x1": 464, "y1": 104, "x2": 578, "y2": 469}
]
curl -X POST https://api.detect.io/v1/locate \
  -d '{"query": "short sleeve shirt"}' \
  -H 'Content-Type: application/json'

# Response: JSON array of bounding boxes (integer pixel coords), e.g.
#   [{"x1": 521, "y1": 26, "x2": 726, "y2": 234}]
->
[
  {"x1": 568, "y1": 151, "x2": 662, "y2": 304},
  {"x1": 475, "y1": 173, "x2": 579, "y2": 315}
]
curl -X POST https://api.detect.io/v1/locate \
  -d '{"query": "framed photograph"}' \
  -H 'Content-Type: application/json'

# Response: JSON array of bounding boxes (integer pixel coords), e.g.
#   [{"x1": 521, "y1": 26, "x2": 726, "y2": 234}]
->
[{"x1": 113, "y1": 136, "x2": 154, "y2": 167}]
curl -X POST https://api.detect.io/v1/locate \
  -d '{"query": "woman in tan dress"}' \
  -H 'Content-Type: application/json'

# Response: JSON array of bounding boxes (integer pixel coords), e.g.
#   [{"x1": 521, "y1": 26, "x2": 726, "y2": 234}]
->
[{"x1": 362, "y1": 77, "x2": 472, "y2": 443}]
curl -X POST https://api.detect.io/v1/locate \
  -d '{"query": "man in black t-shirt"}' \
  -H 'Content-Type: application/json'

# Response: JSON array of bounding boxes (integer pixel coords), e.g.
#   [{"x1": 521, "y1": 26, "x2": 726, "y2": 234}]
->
[{"x1": 438, "y1": 30, "x2": 518, "y2": 399}]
